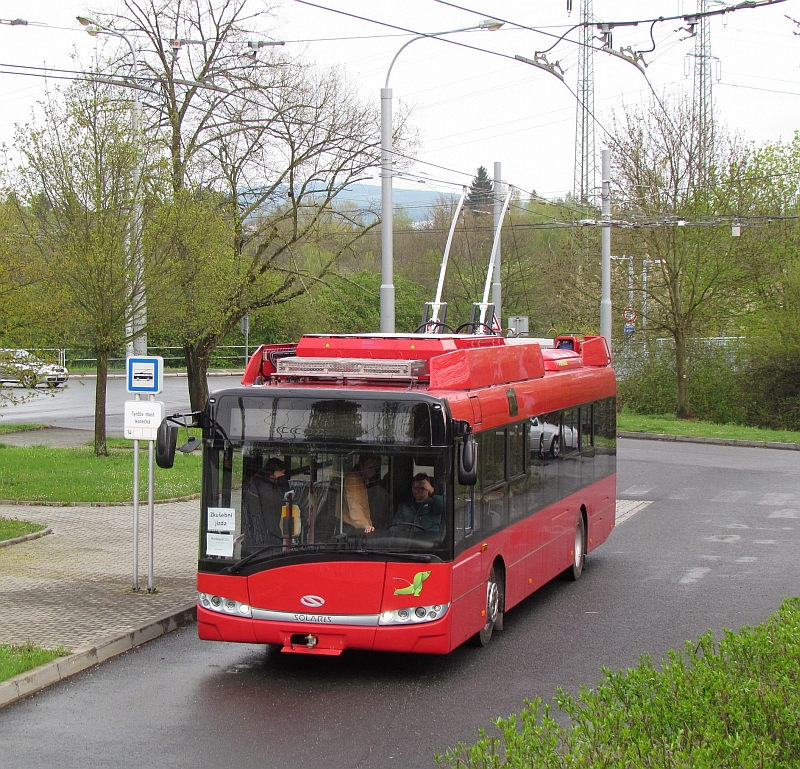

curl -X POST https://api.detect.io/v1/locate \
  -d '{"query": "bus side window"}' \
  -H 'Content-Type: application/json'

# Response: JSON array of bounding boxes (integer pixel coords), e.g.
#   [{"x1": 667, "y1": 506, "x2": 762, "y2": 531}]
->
[
  {"x1": 454, "y1": 475, "x2": 476, "y2": 554},
  {"x1": 477, "y1": 430, "x2": 507, "y2": 534},
  {"x1": 593, "y1": 396, "x2": 617, "y2": 481}
]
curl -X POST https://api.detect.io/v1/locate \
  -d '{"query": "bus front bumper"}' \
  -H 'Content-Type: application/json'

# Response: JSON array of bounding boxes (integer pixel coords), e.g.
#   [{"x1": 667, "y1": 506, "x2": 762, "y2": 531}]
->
[{"x1": 197, "y1": 604, "x2": 452, "y2": 655}]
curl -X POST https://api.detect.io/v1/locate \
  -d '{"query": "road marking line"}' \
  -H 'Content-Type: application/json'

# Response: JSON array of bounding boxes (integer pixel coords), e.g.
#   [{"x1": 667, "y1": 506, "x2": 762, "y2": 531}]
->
[
  {"x1": 620, "y1": 485, "x2": 654, "y2": 497},
  {"x1": 753, "y1": 539, "x2": 776, "y2": 544},
  {"x1": 711, "y1": 490, "x2": 749, "y2": 503},
  {"x1": 758, "y1": 493, "x2": 796, "y2": 506},
  {"x1": 680, "y1": 567, "x2": 712, "y2": 585},
  {"x1": 736, "y1": 557, "x2": 757, "y2": 563},
  {"x1": 768, "y1": 509, "x2": 798, "y2": 519},
  {"x1": 615, "y1": 500, "x2": 653, "y2": 524},
  {"x1": 667, "y1": 487, "x2": 695, "y2": 499}
]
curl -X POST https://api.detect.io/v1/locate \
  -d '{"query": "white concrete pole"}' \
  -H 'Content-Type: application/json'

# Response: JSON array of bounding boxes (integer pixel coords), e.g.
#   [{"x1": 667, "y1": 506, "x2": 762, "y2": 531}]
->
[
  {"x1": 380, "y1": 87, "x2": 395, "y2": 333},
  {"x1": 600, "y1": 148, "x2": 612, "y2": 347}
]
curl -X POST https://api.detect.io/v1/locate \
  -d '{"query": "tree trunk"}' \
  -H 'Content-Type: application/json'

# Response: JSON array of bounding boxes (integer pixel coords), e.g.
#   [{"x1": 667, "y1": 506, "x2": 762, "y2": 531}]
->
[
  {"x1": 674, "y1": 330, "x2": 693, "y2": 420},
  {"x1": 94, "y1": 348, "x2": 109, "y2": 456},
  {"x1": 184, "y1": 341, "x2": 209, "y2": 413}
]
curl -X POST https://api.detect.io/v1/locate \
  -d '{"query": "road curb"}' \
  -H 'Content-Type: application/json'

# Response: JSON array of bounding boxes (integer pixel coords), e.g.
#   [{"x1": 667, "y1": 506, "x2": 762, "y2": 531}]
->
[
  {"x1": 618, "y1": 431, "x2": 800, "y2": 450},
  {"x1": 0, "y1": 527, "x2": 52, "y2": 549},
  {"x1": 0, "y1": 603, "x2": 196, "y2": 711}
]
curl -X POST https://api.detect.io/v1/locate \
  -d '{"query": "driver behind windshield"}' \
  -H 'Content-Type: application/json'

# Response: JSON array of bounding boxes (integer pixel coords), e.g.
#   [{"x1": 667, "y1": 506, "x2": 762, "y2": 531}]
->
[
  {"x1": 243, "y1": 457, "x2": 289, "y2": 546},
  {"x1": 392, "y1": 473, "x2": 443, "y2": 532}
]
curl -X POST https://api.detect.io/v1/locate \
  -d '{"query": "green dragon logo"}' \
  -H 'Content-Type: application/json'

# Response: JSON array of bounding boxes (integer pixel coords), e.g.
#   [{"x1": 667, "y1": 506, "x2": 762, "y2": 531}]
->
[{"x1": 393, "y1": 570, "x2": 431, "y2": 597}]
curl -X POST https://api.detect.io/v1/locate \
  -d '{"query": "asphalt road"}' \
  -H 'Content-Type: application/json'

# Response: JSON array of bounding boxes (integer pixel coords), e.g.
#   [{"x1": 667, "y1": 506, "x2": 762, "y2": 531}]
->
[
  {"x1": 0, "y1": 375, "x2": 243, "y2": 433},
  {"x1": 2, "y1": 439, "x2": 799, "y2": 769}
]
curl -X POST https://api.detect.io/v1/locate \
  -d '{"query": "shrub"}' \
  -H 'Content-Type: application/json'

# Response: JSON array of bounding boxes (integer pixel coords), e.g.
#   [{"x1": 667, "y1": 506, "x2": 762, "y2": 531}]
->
[
  {"x1": 438, "y1": 598, "x2": 800, "y2": 768},
  {"x1": 617, "y1": 341, "x2": 747, "y2": 423}
]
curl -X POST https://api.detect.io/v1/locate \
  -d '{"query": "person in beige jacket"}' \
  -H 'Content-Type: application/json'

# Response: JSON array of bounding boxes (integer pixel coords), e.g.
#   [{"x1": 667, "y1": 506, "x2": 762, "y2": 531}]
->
[{"x1": 338, "y1": 454, "x2": 383, "y2": 533}]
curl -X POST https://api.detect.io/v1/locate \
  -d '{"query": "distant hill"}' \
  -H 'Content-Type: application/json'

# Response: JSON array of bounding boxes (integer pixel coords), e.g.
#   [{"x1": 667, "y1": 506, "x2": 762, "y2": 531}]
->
[{"x1": 330, "y1": 184, "x2": 454, "y2": 223}]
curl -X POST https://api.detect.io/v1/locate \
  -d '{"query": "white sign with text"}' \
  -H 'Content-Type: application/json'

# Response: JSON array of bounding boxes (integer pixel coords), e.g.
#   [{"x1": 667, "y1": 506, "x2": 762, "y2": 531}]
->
[
  {"x1": 123, "y1": 401, "x2": 165, "y2": 442},
  {"x1": 206, "y1": 533, "x2": 234, "y2": 558},
  {"x1": 208, "y1": 507, "x2": 236, "y2": 532}
]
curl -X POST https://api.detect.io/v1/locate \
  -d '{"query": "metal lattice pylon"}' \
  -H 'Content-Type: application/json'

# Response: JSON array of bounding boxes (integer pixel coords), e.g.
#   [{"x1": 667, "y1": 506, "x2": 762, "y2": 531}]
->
[
  {"x1": 692, "y1": 0, "x2": 714, "y2": 185},
  {"x1": 573, "y1": 0, "x2": 595, "y2": 208}
]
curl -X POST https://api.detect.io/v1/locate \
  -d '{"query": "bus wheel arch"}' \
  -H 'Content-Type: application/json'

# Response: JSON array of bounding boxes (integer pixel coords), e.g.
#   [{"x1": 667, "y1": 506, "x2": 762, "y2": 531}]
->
[{"x1": 472, "y1": 558, "x2": 506, "y2": 647}]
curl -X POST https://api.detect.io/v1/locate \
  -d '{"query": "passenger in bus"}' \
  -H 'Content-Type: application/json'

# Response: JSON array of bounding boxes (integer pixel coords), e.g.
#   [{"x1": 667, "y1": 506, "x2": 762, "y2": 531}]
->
[
  {"x1": 338, "y1": 454, "x2": 385, "y2": 534},
  {"x1": 243, "y1": 457, "x2": 290, "y2": 546},
  {"x1": 393, "y1": 473, "x2": 443, "y2": 532}
]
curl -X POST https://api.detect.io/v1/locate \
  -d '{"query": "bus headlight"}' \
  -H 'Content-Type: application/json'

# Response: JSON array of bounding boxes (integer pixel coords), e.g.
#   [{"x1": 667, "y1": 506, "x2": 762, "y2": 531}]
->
[
  {"x1": 198, "y1": 593, "x2": 252, "y2": 618},
  {"x1": 378, "y1": 603, "x2": 449, "y2": 625}
]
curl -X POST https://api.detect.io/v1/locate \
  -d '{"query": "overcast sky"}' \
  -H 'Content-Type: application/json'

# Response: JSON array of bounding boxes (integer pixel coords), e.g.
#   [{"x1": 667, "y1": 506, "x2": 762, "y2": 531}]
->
[{"x1": 1, "y1": 0, "x2": 797, "y2": 200}]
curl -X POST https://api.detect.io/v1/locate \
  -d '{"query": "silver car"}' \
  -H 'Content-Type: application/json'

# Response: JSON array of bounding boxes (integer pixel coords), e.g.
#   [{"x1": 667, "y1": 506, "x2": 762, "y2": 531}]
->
[{"x1": 0, "y1": 349, "x2": 69, "y2": 388}]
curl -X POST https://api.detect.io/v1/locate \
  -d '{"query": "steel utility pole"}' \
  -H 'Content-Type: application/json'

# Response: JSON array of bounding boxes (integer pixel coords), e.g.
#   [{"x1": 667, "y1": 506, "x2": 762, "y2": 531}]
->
[{"x1": 492, "y1": 162, "x2": 503, "y2": 326}]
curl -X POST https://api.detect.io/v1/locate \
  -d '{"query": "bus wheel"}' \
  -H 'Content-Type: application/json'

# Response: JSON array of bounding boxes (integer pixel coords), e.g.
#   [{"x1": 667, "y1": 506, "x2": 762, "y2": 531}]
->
[
  {"x1": 474, "y1": 567, "x2": 502, "y2": 647},
  {"x1": 569, "y1": 515, "x2": 586, "y2": 581}
]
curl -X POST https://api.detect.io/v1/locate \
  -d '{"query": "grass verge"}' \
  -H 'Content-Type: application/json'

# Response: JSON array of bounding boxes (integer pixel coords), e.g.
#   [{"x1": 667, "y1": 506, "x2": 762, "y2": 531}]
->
[
  {"x1": 0, "y1": 444, "x2": 201, "y2": 503},
  {"x1": 0, "y1": 642, "x2": 69, "y2": 683},
  {"x1": 439, "y1": 598, "x2": 800, "y2": 768},
  {"x1": 0, "y1": 423, "x2": 48, "y2": 435},
  {"x1": 617, "y1": 411, "x2": 800, "y2": 444},
  {"x1": 0, "y1": 516, "x2": 46, "y2": 541}
]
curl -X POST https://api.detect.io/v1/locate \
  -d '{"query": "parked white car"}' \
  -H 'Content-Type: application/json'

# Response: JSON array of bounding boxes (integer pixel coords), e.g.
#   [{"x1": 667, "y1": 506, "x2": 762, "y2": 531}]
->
[
  {"x1": 0, "y1": 349, "x2": 69, "y2": 388},
  {"x1": 529, "y1": 416, "x2": 578, "y2": 458}
]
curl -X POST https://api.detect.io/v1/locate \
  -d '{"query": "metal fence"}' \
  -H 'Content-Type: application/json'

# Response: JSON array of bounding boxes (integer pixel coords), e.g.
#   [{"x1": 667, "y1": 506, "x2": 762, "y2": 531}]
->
[{"x1": 29, "y1": 346, "x2": 251, "y2": 372}]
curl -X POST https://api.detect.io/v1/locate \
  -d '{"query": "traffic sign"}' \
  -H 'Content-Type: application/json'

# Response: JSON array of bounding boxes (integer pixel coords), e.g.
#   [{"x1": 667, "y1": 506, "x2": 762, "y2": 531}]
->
[
  {"x1": 624, "y1": 322, "x2": 635, "y2": 335},
  {"x1": 126, "y1": 356, "x2": 164, "y2": 394},
  {"x1": 622, "y1": 305, "x2": 637, "y2": 323}
]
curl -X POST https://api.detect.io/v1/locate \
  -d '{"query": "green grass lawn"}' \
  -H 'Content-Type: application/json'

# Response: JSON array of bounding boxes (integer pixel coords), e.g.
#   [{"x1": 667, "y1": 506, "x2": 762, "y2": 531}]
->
[
  {"x1": 0, "y1": 423, "x2": 48, "y2": 435},
  {"x1": 0, "y1": 444, "x2": 201, "y2": 503},
  {"x1": 0, "y1": 642, "x2": 68, "y2": 683},
  {"x1": 617, "y1": 412, "x2": 800, "y2": 444},
  {"x1": 0, "y1": 516, "x2": 46, "y2": 541}
]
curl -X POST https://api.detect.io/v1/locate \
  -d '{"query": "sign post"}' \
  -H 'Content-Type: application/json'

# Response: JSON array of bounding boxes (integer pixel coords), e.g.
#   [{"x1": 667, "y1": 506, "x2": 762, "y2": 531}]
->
[{"x1": 125, "y1": 356, "x2": 164, "y2": 592}]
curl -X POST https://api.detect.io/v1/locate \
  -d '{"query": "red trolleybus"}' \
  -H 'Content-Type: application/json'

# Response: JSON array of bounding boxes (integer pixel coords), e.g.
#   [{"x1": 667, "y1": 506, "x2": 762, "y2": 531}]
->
[{"x1": 165, "y1": 332, "x2": 616, "y2": 655}]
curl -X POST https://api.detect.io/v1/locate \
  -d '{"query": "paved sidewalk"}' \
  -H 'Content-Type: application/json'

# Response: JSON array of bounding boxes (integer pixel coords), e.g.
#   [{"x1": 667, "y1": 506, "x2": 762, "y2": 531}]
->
[{"x1": 0, "y1": 499, "x2": 198, "y2": 707}]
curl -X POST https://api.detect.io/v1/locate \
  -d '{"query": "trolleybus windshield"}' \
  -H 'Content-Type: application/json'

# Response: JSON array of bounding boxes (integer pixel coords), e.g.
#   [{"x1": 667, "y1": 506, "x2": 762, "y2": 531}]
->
[{"x1": 200, "y1": 394, "x2": 452, "y2": 572}]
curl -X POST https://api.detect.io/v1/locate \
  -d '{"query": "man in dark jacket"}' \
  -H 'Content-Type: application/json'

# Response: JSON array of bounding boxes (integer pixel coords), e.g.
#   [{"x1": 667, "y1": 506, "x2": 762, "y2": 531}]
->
[
  {"x1": 393, "y1": 473, "x2": 443, "y2": 532},
  {"x1": 243, "y1": 457, "x2": 290, "y2": 547}
]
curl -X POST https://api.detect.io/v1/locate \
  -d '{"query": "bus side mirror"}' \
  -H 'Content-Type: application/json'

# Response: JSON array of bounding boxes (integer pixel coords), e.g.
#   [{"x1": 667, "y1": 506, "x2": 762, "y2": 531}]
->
[
  {"x1": 156, "y1": 420, "x2": 178, "y2": 469},
  {"x1": 458, "y1": 434, "x2": 478, "y2": 486}
]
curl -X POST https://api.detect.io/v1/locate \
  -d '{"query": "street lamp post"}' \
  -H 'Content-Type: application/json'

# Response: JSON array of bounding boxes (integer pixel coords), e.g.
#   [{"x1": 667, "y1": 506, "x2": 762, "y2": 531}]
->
[
  {"x1": 78, "y1": 17, "x2": 146, "y2": 358},
  {"x1": 380, "y1": 20, "x2": 502, "y2": 333}
]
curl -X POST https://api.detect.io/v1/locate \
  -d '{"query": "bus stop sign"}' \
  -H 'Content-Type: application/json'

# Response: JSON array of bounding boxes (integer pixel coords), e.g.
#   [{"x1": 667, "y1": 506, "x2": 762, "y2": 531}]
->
[{"x1": 127, "y1": 356, "x2": 164, "y2": 394}]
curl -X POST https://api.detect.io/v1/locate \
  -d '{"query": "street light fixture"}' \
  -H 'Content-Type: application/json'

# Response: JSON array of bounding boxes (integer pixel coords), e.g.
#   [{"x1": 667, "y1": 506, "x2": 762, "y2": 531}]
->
[
  {"x1": 78, "y1": 16, "x2": 146, "y2": 358},
  {"x1": 380, "y1": 20, "x2": 503, "y2": 333}
]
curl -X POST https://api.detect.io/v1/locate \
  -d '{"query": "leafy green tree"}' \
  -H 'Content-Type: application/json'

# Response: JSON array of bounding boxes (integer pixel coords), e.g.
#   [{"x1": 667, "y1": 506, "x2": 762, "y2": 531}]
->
[
  {"x1": 611, "y1": 95, "x2": 752, "y2": 418},
  {"x1": 9, "y1": 79, "x2": 169, "y2": 454}
]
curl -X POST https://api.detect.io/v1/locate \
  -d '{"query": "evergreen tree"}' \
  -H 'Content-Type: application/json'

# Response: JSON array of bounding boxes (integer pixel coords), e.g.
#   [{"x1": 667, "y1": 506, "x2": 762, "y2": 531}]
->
[{"x1": 467, "y1": 165, "x2": 494, "y2": 214}]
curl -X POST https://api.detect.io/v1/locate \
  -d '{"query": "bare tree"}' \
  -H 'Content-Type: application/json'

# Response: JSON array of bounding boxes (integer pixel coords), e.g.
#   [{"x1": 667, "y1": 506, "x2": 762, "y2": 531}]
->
[
  {"x1": 611, "y1": 95, "x2": 751, "y2": 418},
  {"x1": 96, "y1": 0, "x2": 391, "y2": 409}
]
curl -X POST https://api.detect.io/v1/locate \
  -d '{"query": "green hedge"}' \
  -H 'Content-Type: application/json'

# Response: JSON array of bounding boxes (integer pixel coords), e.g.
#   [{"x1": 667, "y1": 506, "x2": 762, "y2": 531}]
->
[{"x1": 438, "y1": 598, "x2": 800, "y2": 768}]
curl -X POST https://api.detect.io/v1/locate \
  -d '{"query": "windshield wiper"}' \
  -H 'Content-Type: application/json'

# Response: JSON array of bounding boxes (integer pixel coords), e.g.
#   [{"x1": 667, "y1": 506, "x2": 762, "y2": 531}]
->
[{"x1": 353, "y1": 549, "x2": 433, "y2": 562}]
